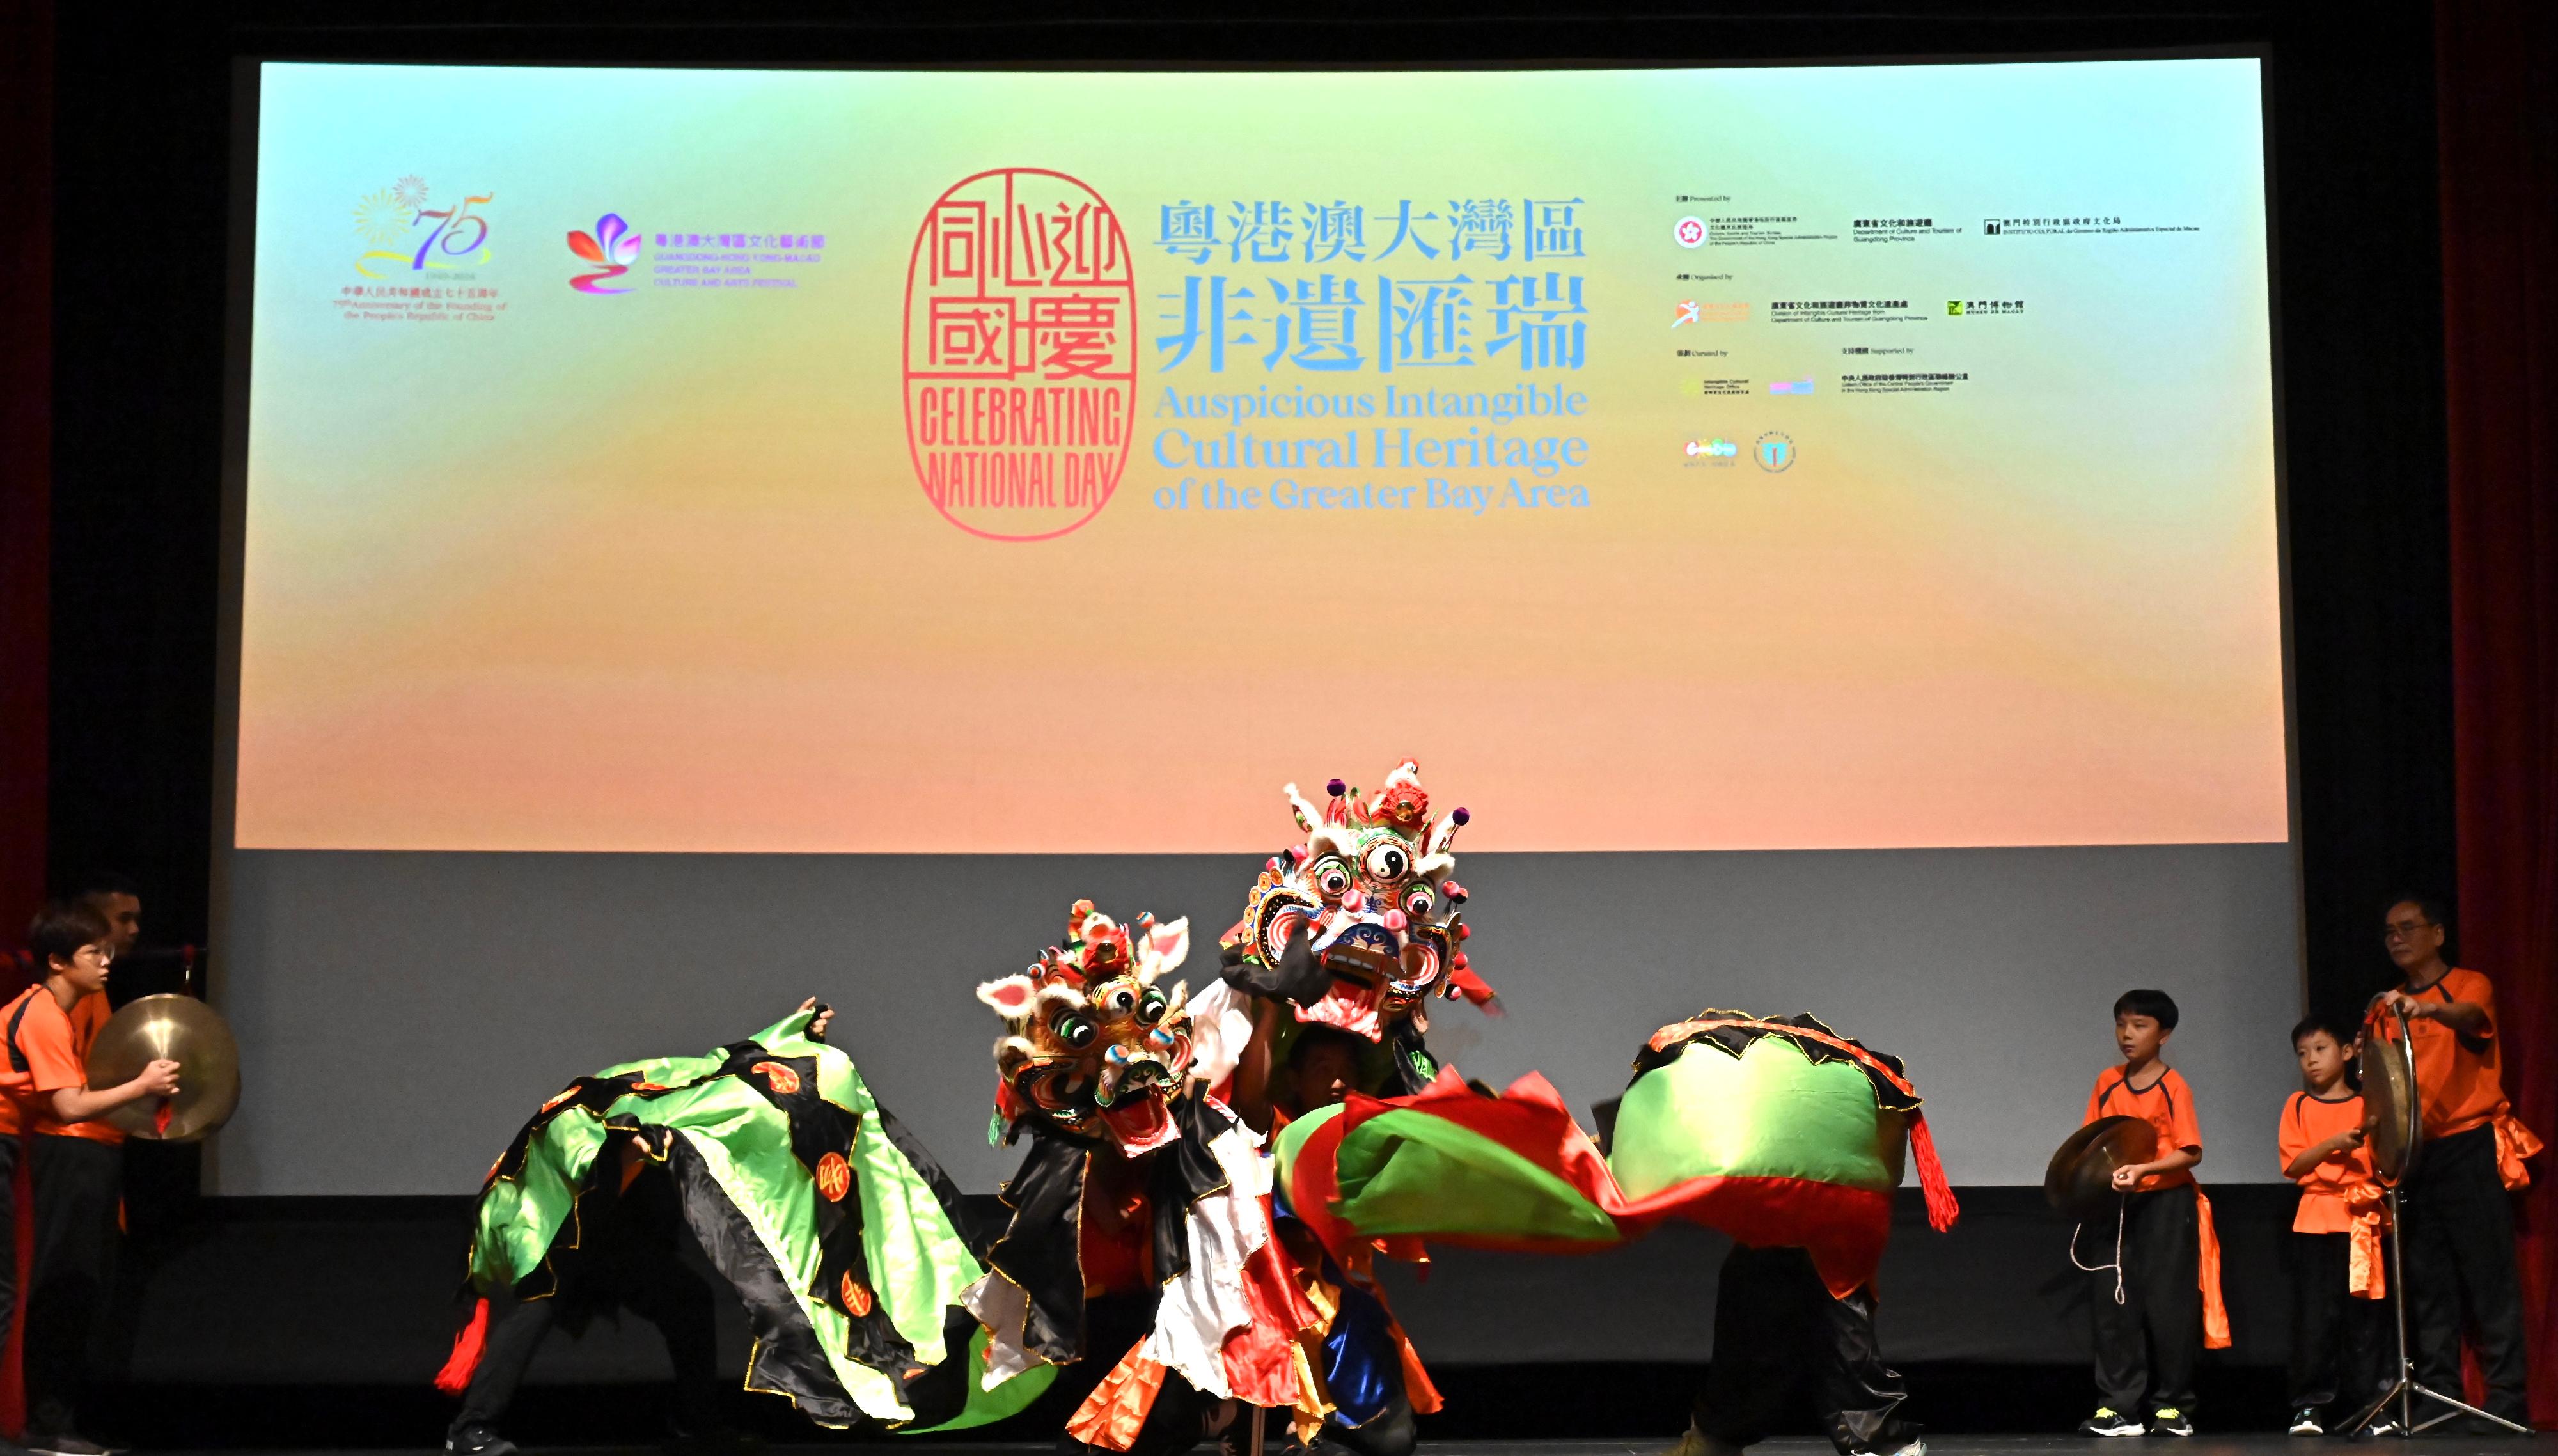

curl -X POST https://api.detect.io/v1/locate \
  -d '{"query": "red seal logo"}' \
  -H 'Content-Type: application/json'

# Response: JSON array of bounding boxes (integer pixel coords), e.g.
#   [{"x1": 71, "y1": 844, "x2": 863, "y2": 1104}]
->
[
  {"x1": 904, "y1": 168, "x2": 1136, "y2": 541},
  {"x1": 840, "y1": 1271, "x2": 874, "y2": 1317},
  {"x1": 753, "y1": 1061, "x2": 802, "y2": 1095},
  {"x1": 815, "y1": 1150, "x2": 852, "y2": 1202}
]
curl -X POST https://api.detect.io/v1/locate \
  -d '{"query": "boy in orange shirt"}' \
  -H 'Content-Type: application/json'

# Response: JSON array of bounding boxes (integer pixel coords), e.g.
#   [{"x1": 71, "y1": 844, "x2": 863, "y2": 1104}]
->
[
  {"x1": 2073, "y1": 989, "x2": 2211, "y2": 1438},
  {"x1": 2275, "y1": 1014, "x2": 2384, "y2": 1436},
  {"x1": 3, "y1": 902, "x2": 180, "y2": 1456}
]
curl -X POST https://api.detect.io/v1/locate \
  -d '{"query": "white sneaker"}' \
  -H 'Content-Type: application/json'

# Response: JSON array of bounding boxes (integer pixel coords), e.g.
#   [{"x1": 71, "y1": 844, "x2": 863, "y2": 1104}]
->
[{"x1": 1884, "y1": 1439, "x2": 1926, "y2": 1456}]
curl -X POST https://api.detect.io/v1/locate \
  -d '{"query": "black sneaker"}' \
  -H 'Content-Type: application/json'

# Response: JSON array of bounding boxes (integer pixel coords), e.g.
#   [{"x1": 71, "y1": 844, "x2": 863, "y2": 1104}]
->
[
  {"x1": 2078, "y1": 1409, "x2": 2145, "y2": 1437},
  {"x1": 2287, "y1": 1409, "x2": 2324, "y2": 1437},
  {"x1": 446, "y1": 1426, "x2": 520, "y2": 1456},
  {"x1": 2147, "y1": 1408, "x2": 2193, "y2": 1437},
  {"x1": 24, "y1": 1433, "x2": 120, "y2": 1456}
]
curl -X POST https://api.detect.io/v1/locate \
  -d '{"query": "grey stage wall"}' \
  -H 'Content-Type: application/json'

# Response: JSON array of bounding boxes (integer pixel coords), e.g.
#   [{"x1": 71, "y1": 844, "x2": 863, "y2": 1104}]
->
[{"x1": 214, "y1": 842, "x2": 2299, "y2": 1196}]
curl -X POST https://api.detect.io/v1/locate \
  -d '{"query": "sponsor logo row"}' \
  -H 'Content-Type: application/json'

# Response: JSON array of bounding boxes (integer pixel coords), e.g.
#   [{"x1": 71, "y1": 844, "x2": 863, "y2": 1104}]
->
[{"x1": 1684, "y1": 431, "x2": 1795, "y2": 472}]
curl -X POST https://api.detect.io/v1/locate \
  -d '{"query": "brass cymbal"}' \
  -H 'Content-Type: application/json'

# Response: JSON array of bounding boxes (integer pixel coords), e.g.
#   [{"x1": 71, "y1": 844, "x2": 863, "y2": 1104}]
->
[
  {"x1": 83, "y1": 993, "x2": 240, "y2": 1143},
  {"x1": 2044, "y1": 1114, "x2": 2160, "y2": 1221},
  {"x1": 2362, "y1": 1006, "x2": 2421, "y2": 1184}
]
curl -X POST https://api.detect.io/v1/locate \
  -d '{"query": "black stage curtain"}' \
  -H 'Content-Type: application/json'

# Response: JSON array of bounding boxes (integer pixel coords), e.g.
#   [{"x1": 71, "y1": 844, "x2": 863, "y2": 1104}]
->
[{"x1": 1, "y1": 0, "x2": 52, "y2": 960}]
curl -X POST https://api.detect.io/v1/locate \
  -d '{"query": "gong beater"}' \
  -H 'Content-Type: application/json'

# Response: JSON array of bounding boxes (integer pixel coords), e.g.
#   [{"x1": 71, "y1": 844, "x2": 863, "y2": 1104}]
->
[
  {"x1": 2044, "y1": 1113, "x2": 2160, "y2": 1222},
  {"x1": 82, "y1": 993, "x2": 241, "y2": 1143}
]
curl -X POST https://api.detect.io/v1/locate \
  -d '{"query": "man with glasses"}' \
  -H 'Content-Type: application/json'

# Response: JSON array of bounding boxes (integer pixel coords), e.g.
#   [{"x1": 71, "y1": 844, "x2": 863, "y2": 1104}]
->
[{"x1": 2371, "y1": 897, "x2": 2539, "y2": 1429}]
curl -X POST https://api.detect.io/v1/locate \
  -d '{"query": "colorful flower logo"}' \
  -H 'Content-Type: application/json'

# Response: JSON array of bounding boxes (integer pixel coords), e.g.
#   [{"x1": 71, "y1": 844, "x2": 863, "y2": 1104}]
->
[{"x1": 568, "y1": 213, "x2": 640, "y2": 294}]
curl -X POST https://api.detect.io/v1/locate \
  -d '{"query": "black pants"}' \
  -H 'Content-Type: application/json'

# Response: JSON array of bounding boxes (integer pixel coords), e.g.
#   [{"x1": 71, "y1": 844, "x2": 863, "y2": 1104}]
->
[
  {"x1": 1695, "y1": 1245, "x2": 1915, "y2": 1456},
  {"x1": 1329, "y1": 1390, "x2": 1415, "y2": 1456},
  {"x1": 2398, "y1": 1123, "x2": 2529, "y2": 1423},
  {"x1": 26, "y1": 1136, "x2": 121, "y2": 1437},
  {"x1": 451, "y1": 1168, "x2": 720, "y2": 1437},
  {"x1": 2285, "y1": 1230, "x2": 2385, "y2": 1411},
  {"x1": 2078, "y1": 1181, "x2": 2199, "y2": 1416}
]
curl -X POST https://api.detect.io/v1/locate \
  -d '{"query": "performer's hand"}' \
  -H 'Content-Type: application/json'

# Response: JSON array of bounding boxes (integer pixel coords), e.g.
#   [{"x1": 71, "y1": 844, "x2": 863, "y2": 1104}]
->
[
  {"x1": 134, "y1": 1058, "x2": 182, "y2": 1098},
  {"x1": 2110, "y1": 1163, "x2": 2144, "y2": 1191},
  {"x1": 2337, "y1": 1126, "x2": 2367, "y2": 1150},
  {"x1": 2378, "y1": 989, "x2": 2431, "y2": 1021},
  {"x1": 796, "y1": 996, "x2": 836, "y2": 1040}
]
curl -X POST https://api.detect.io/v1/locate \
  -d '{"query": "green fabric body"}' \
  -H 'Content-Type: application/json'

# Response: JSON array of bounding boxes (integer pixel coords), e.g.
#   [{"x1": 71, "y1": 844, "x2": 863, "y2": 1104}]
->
[
  {"x1": 1608, "y1": 1036, "x2": 1899, "y2": 1198},
  {"x1": 1276, "y1": 1099, "x2": 1622, "y2": 1246},
  {"x1": 464, "y1": 1012, "x2": 1049, "y2": 1428},
  {"x1": 1271, "y1": 1098, "x2": 1344, "y2": 1182},
  {"x1": 1336, "y1": 1106, "x2": 1620, "y2": 1242}
]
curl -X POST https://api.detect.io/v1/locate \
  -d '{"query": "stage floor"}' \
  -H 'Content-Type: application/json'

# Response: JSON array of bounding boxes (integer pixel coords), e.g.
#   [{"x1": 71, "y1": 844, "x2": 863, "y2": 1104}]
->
[{"x1": 163, "y1": 1439, "x2": 2548, "y2": 1456}]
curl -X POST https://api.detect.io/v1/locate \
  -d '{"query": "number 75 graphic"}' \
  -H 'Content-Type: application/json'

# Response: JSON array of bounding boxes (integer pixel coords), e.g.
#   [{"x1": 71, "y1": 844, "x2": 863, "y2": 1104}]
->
[{"x1": 357, "y1": 193, "x2": 493, "y2": 278}]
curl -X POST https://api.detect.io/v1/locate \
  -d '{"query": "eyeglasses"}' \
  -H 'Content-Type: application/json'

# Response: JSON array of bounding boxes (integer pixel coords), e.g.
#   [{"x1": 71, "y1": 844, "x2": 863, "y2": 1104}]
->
[{"x1": 2381, "y1": 920, "x2": 2435, "y2": 943}]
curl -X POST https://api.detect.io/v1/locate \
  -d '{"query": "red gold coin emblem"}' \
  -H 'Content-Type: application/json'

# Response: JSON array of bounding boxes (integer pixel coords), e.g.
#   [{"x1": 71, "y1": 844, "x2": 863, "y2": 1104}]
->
[
  {"x1": 752, "y1": 1061, "x2": 802, "y2": 1095},
  {"x1": 815, "y1": 1151, "x2": 852, "y2": 1202}
]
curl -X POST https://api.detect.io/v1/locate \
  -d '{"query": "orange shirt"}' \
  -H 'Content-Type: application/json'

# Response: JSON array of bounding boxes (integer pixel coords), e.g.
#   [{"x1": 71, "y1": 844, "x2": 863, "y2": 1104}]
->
[
  {"x1": 2085, "y1": 1065, "x2": 2202, "y2": 1191},
  {"x1": 3, "y1": 983, "x2": 124, "y2": 1145},
  {"x1": 2376, "y1": 967, "x2": 2507, "y2": 1139},
  {"x1": 2278, "y1": 1089, "x2": 2373, "y2": 1232}
]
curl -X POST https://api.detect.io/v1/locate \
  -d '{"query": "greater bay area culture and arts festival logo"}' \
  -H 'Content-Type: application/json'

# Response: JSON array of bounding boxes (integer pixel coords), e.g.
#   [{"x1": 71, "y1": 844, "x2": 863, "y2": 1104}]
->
[
  {"x1": 904, "y1": 169, "x2": 1138, "y2": 542},
  {"x1": 568, "y1": 214, "x2": 642, "y2": 294}
]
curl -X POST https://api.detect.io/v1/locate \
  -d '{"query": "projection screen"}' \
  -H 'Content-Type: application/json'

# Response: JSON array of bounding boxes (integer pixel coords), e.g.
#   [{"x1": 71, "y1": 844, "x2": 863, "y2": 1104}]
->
[{"x1": 217, "y1": 57, "x2": 2294, "y2": 1195}]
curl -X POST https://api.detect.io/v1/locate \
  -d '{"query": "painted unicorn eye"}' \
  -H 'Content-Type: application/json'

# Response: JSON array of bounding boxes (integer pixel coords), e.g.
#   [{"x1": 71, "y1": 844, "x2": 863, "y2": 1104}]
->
[
  {"x1": 1402, "y1": 885, "x2": 1433, "y2": 917},
  {"x1": 1363, "y1": 843, "x2": 1409, "y2": 881},
  {"x1": 1137, "y1": 988, "x2": 1167, "y2": 1025},
  {"x1": 1054, "y1": 1014, "x2": 1097, "y2": 1049},
  {"x1": 1101, "y1": 984, "x2": 1138, "y2": 1016},
  {"x1": 1312, "y1": 858, "x2": 1351, "y2": 900}
]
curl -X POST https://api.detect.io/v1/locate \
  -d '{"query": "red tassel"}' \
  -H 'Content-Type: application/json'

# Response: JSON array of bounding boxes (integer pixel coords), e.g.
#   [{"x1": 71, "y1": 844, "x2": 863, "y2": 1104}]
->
[
  {"x1": 432, "y1": 1297, "x2": 490, "y2": 1395},
  {"x1": 1908, "y1": 1113, "x2": 1960, "y2": 1232}
]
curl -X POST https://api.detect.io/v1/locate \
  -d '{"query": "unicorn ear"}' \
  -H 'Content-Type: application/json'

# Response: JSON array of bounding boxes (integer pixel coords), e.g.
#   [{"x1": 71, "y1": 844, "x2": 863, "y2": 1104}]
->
[
  {"x1": 977, "y1": 975, "x2": 1039, "y2": 1018},
  {"x1": 1136, "y1": 917, "x2": 1191, "y2": 980}
]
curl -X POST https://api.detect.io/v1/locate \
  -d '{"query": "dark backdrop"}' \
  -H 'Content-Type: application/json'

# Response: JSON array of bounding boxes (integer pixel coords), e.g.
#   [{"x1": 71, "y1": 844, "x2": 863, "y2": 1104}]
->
[{"x1": 30, "y1": 0, "x2": 2481, "y2": 1437}]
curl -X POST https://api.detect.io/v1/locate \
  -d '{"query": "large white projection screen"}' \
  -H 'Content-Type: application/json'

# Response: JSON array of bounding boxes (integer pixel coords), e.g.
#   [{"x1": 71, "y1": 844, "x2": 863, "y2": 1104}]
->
[{"x1": 219, "y1": 57, "x2": 2295, "y2": 1194}]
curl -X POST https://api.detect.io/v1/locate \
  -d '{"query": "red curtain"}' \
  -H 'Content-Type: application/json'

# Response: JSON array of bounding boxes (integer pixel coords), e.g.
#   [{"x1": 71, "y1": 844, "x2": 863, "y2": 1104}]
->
[
  {"x1": 0, "y1": 0, "x2": 51, "y2": 954},
  {"x1": 2438, "y1": 0, "x2": 2558, "y2": 1428}
]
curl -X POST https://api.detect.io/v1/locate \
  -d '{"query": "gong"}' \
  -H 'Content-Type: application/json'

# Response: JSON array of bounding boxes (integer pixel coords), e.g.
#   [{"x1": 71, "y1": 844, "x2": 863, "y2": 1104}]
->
[
  {"x1": 2362, "y1": 1003, "x2": 2422, "y2": 1185},
  {"x1": 84, "y1": 993, "x2": 241, "y2": 1143},
  {"x1": 2044, "y1": 1114, "x2": 2159, "y2": 1222}
]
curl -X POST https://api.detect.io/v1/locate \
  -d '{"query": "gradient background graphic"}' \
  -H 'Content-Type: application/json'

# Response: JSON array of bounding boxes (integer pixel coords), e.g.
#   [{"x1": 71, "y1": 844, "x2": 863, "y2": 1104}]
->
[{"x1": 239, "y1": 61, "x2": 2282, "y2": 855}]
